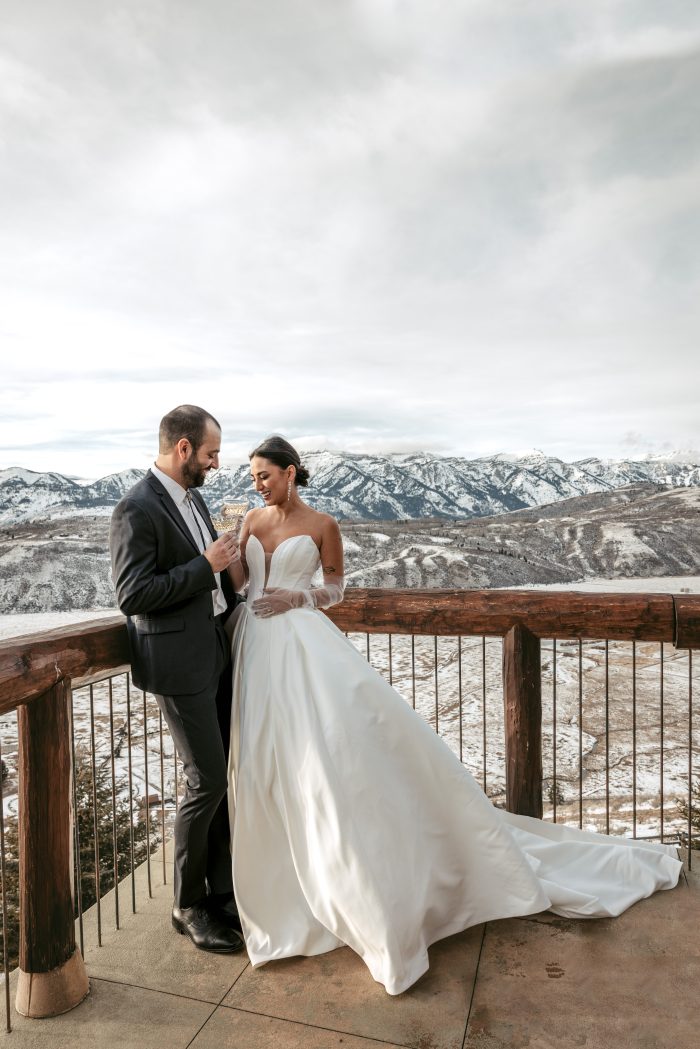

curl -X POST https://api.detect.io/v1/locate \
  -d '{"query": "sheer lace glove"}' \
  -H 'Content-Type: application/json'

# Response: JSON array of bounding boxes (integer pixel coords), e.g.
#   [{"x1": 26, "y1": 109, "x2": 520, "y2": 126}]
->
[{"x1": 251, "y1": 578, "x2": 345, "y2": 618}]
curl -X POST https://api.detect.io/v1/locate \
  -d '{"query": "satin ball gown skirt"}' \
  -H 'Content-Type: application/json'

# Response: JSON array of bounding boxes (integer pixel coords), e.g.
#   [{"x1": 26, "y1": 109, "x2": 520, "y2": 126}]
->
[{"x1": 227, "y1": 535, "x2": 682, "y2": 995}]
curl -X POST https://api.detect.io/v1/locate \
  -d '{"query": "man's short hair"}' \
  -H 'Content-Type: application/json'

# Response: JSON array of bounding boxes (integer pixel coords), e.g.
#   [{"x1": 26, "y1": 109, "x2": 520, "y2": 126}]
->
[{"x1": 158, "y1": 405, "x2": 221, "y2": 453}]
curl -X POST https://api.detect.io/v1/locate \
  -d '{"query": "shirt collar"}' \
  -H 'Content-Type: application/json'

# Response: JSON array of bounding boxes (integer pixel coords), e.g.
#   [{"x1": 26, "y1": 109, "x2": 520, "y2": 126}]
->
[{"x1": 151, "y1": 463, "x2": 189, "y2": 507}]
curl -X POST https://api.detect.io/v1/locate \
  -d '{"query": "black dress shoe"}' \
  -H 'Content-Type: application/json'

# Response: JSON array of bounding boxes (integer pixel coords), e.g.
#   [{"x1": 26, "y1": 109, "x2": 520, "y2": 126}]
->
[
  {"x1": 172, "y1": 904, "x2": 245, "y2": 953},
  {"x1": 206, "y1": 892, "x2": 243, "y2": 934}
]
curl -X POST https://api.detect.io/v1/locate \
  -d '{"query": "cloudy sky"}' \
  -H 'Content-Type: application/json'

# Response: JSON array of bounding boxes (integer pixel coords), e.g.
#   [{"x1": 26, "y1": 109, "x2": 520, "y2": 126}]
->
[{"x1": 2, "y1": 1, "x2": 699, "y2": 477}]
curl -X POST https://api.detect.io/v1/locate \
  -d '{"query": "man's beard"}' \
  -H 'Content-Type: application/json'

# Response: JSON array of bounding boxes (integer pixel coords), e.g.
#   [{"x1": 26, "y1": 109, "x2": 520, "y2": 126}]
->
[{"x1": 182, "y1": 455, "x2": 207, "y2": 489}]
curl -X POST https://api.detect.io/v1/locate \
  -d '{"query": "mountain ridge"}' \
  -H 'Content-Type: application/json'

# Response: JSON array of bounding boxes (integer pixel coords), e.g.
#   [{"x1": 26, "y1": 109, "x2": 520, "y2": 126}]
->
[{"x1": 1, "y1": 452, "x2": 699, "y2": 525}]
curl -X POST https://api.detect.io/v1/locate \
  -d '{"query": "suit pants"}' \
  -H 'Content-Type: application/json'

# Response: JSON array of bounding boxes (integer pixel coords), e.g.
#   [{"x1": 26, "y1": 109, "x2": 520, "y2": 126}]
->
[{"x1": 155, "y1": 619, "x2": 233, "y2": 908}]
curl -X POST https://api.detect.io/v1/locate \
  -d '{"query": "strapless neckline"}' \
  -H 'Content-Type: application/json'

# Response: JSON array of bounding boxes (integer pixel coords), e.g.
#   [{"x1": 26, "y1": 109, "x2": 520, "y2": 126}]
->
[{"x1": 248, "y1": 533, "x2": 319, "y2": 560}]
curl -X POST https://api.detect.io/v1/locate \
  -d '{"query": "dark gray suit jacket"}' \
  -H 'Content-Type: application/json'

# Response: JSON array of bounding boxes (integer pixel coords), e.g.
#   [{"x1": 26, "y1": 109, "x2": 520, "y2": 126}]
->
[{"x1": 109, "y1": 470, "x2": 239, "y2": 695}]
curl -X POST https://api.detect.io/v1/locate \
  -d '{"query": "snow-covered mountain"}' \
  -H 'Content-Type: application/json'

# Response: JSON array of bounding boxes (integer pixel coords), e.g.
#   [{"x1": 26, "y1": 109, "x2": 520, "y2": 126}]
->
[
  {"x1": 0, "y1": 468, "x2": 84, "y2": 522},
  {"x1": 0, "y1": 451, "x2": 699, "y2": 525},
  {"x1": 1, "y1": 483, "x2": 697, "y2": 613}
]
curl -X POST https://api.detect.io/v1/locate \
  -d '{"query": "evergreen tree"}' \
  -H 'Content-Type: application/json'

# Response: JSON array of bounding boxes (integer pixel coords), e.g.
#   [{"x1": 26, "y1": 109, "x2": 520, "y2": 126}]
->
[{"x1": 678, "y1": 783, "x2": 699, "y2": 852}]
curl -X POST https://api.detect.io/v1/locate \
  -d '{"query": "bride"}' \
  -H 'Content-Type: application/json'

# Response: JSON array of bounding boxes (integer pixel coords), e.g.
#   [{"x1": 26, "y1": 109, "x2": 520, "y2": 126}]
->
[{"x1": 225, "y1": 435, "x2": 681, "y2": 996}]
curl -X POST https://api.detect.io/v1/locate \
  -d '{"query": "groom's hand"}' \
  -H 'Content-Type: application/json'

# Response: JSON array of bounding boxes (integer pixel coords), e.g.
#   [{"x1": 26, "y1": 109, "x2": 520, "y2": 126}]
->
[{"x1": 204, "y1": 534, "x2": 240, "y2": 573}]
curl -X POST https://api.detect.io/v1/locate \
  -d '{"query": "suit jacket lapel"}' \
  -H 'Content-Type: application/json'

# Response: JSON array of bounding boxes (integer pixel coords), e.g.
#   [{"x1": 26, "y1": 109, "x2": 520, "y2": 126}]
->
[{"x1": 146, "y1": 471, "x2": 200, "y2": 553}]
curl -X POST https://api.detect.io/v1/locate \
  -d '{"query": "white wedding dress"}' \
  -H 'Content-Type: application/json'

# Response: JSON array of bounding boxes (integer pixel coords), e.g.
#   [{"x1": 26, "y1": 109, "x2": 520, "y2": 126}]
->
[{"x1": 227, "y1": 533, "x2": 682, "y2": 995}]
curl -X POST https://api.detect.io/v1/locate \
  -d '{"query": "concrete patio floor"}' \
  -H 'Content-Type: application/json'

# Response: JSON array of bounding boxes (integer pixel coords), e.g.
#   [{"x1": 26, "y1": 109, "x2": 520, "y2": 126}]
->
[{"x1": 3, "y1": 846, "x2": 697, "y2": 1049}]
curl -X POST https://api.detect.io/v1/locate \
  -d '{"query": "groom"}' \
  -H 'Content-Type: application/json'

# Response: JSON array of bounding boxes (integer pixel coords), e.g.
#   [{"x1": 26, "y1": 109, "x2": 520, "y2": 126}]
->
[{"x1": 109, "y1": 405, "x2": 243, "y2": 953}]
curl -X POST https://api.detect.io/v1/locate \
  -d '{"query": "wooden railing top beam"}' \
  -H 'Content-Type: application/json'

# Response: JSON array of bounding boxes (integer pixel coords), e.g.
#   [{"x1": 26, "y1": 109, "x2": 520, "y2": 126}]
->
[
  {"x1": 329, "y1": 588, "x2": 700, "y2": 644},
  {"x1": 0, "y1": 615, "x2": 129, "y2": 714},
  {"x1": 1, "y1": 588, "x2": 699, "y2": 713}
]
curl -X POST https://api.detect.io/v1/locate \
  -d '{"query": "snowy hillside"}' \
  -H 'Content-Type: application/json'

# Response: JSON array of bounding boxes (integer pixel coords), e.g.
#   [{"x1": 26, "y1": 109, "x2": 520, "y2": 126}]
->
[
  {"x1": 1, "y1": 483, "x2": 698, "y2": 613},
  {"x1": 340, "y1": 485, "x2": 700, "y2": 588}
]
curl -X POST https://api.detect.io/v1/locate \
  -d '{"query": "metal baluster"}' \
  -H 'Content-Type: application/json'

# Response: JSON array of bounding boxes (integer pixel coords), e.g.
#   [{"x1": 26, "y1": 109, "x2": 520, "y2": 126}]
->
[
  {"x1": 388, "y1": 634, "x2": 393, "y2": 687},
  {"x1": 605, "y1": 640, "x2": 610, "y2": 835},
  {"x1": 89, "y1": 684, "x2": 102, "y2": 946},
  {"x1": 434, "y1": 636, "x2": 439, "y2": 733},
  {"x1": 458, "y1": 636, "x2": 463, "y2": 764},
  {"x1": 632, "y1": 642, "x2": 637, "y2": 839},
  {"x1": 70, "y1": 687, "x2": 85, "y2": 954},
  {"x1": 126, "y1": 673, "x2": 136, "y2": 913},
  {"x1": 108, "y1": 678, "x2": 120, "y2": 929},
  {"x1": 578, "y1": 641, "x2": 583, "y2": 829},
  {"x1": 688, "y1": 650, "x2": 693, "y2": 870},
  {"x1": 482, "y1": 637, "x2": 487, "y2": 793},
  {"x1": 552, "y1": 639, "x2": 557, "y2": 823},
  {"x1": 659, "y1": 643, "x2": 665, "y2": 843},
  {"x1": 411, "y1": 636, "x2": 416, "y2": 710},
  {"x1": 159, "y1": 708, "x2": 167, "y2": 883},
  {"x1": 142, "y1": 690, "x2": 152, "y2": 898},
  {"x1": 366, "y1": 633, "x2": 370, "y2": 664},
  {"x1": 0, "y1": 731, "x2": 11, "y2": 1033},
  {"x1": 174, "y1": 727, "x2": 180, "y2": 815}
]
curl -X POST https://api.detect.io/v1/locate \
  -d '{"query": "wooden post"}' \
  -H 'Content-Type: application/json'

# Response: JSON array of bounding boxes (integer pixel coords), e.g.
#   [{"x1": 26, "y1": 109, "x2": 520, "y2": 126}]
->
[
  {"x1": 503, "y1": 624, "x2": 543, "y2": 818},
  {"x1": 15, "y1": 679, "x2": 89, "y2": 1017}
]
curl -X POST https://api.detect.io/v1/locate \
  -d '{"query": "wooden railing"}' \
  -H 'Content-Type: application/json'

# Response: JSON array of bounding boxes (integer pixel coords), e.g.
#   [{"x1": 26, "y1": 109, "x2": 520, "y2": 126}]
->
[
  {"x1": 0, "y1": 588, "x2": 698, "y2": 1019},
  {"x1": 0, "y1": 618, "x2": 129, "y2": 1017},
  {"x1": 332, "y1": 589, "x2": 700, "y2": 817}
]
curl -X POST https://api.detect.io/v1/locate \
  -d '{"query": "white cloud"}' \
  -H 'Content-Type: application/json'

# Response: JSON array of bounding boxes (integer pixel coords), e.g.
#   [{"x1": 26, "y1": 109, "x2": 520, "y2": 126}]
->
[{"x1": 1, "y1": 1, "x2": 699, "y2": 475}]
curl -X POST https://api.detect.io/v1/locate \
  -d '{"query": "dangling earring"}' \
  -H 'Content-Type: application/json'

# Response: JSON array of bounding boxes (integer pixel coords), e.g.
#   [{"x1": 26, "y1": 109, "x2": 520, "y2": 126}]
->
[{"x1": 287, "y1": 479, "x2": 292, "y2": 502}]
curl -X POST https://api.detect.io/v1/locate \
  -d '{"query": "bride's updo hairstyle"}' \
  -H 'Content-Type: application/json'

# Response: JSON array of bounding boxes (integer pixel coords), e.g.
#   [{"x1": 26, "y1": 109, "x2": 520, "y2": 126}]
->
[{"x1": 250, "y1": 435, "x2": 310, "y2": 487}]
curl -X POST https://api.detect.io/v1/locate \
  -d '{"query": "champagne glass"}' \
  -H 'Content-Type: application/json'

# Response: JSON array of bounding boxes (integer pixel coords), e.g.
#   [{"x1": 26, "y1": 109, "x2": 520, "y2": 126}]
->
[{"x1": 212, "y1": 501, "x2": 249, "y2": 540}]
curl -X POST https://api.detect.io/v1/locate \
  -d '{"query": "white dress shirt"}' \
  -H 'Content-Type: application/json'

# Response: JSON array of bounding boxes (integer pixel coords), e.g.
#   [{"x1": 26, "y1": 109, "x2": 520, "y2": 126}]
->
[{"x1": 151, "y1": 464, "x2": 227, "y2": 616}]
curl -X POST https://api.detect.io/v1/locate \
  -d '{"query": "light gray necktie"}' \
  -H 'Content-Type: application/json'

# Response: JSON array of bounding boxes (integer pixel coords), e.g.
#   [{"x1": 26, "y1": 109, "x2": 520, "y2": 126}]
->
[{"x1": 185, "y1": 492, "x2": 208, "y2": 552}]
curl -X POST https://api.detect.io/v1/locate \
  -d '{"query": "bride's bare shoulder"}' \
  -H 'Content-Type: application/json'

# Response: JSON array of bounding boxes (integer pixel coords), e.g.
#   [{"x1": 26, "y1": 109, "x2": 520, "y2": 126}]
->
[
  {"x1": 306, "y1": 510, "x2": 341, "y2": 540},
  {"x1": 304, "y1": 507, "x2": 338, "y2": 526}
]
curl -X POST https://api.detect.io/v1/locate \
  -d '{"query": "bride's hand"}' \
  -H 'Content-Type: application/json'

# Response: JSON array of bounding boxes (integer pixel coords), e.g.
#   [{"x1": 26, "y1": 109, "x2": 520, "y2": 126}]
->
[{"x1": 251, "y1": 588, "x2": 310, "y2": 617}]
